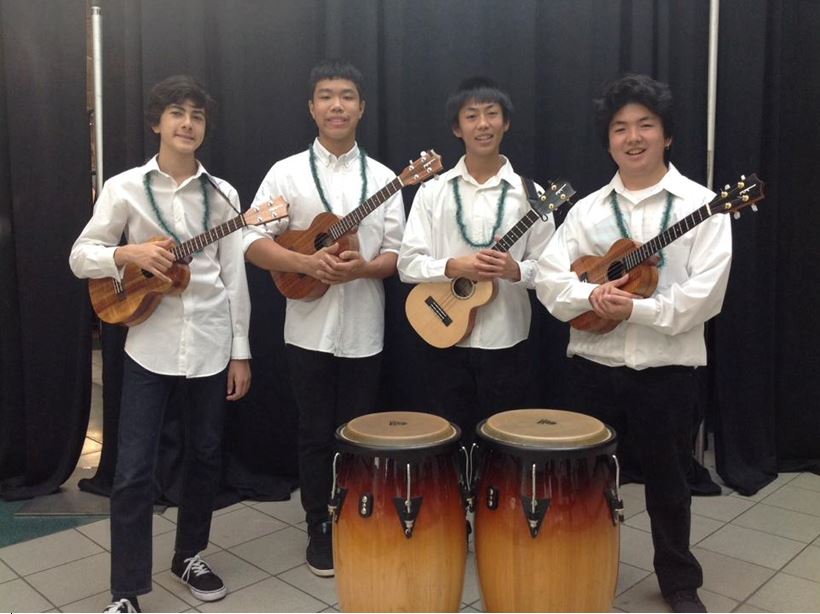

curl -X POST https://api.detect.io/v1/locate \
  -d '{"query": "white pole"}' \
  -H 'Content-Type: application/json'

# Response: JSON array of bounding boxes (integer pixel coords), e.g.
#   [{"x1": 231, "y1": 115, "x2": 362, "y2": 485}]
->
[
  {"x1": 91, "y1": 5, "x2": 103, "y2": 194},
  {"x1": 697, "y1": 0, "x2": 720, "y2": 464}
]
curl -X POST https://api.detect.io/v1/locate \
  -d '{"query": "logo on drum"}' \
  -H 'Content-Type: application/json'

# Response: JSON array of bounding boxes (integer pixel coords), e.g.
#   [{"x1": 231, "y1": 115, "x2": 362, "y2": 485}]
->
[
  {"x1": 389, "y1": 420, "x2": 408, "y2": 426},
  {"x1": 537, "y1": 418, "x2": 557, "y2": 425}
]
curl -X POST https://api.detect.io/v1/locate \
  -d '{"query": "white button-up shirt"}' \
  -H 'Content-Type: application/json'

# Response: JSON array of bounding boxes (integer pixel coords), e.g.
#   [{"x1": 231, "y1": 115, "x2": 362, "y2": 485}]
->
[
  {"x1": 398, "y1": 156, "x2": 555, "y2": 349},
  {"x1": 535, "y1": 164, "x2": 732, "y2": 369},
  {"x1": 243, "y1": 140, "x2": 406, "y2": 358},
  {"x1": 69, "y1": 156, "x2": 251, "y2": 377}
]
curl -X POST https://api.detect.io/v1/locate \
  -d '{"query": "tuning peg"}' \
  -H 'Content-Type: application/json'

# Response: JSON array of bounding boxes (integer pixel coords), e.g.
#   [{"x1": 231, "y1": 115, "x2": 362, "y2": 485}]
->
[
  {"x1": 733, "y1": 211, "x2": 741, "y2": 220},
  {"x1": 751, "y1": 204, "x2": 758, "y2": 212},
  {"x1": 724, "y1": 184, "x2": 731, "y2": 191},
  {"x1": 741, "y1": 174, "x2": 746, "y2": 181}
]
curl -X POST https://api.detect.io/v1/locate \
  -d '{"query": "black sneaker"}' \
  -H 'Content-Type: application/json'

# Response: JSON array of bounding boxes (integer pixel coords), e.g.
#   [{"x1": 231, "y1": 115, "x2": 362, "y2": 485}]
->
[
  {"x1": 103, "y1": 597, "x2": 140, "y2": 613},
  {"x1": 171, "y1": 553, "x2": 227, "y2": 602},
  {"x1": 664, "y1": 589, "x2": 707, "y2": 613},
  {"x1": 306, "y1": 522, "x2": 334, "y2": 577}
]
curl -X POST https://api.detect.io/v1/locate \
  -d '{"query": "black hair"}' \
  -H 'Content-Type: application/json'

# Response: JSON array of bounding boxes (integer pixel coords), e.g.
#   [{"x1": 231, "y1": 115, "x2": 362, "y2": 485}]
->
[
  {"x1": 144, "y1": 75, "x2": 215, "y2": 135},
  {"x1": 445, "y1": 76, "x2": 514, "y2": 130},
  {"x1": 594, "y1": 73, "x2": 674, "y2": 151},
  {"x1": 309, "y1": 59, "x2": 365, "y2": 100}
]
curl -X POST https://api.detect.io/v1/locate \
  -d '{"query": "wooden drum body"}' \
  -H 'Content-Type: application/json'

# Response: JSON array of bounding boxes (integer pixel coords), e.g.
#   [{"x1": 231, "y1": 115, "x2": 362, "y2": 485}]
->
[
  {"x1": 332, "y1": 411, "x2": 467, "y2": 612},
  {"x1": 473, "y1": 409, "x2": 622, "y2": 613}
]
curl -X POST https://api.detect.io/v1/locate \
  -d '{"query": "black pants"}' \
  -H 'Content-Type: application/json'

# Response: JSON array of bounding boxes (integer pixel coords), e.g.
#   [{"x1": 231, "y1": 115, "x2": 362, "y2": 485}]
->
[
  {"x1": 570, "y1": 356, "x2": 703, "y2": 595},
  {"x1": 424, "y1": 341, "x2": 532, "y2": 442},
  {"x1": 111, "y1": 355, "x2": 226, "y2": 596},
  {"x1": 286, "y1": 345, "x2": 382, "y2": 533}
]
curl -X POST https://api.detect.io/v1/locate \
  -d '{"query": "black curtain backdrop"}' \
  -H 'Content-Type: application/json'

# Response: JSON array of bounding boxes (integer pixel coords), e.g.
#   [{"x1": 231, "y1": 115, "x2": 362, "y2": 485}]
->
[
  {"x1": 0, "y1": 0, "x2": 93, "y2": 500},
  {"x1": 1, "y1": 0, "x2": 818, "y2": 502}
]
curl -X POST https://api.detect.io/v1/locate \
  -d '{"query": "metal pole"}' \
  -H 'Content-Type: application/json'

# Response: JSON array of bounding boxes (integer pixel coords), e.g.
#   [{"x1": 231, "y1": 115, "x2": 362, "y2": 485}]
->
[
  {"x1": 91, "y1": 4, "x2": 103, "y2": 194},
  {"x1": 696, "y1": 0, "x2": 720, "y2": 464}
]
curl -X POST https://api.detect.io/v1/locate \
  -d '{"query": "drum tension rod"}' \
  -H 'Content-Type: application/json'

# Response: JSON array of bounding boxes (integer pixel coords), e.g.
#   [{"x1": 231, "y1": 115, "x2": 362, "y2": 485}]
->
[
  {"x1": 328, "y1": 452, "x2": 348, "y2": 522},
  {"x1": 393, "y1": 462, "x2": 423, "y2": 538},
  {"x1": 520, "y1": 463, "x2": 551, "y2": 538},
  {"x1": 605, "y1": 454, "x2": 625, "y2": 526}
]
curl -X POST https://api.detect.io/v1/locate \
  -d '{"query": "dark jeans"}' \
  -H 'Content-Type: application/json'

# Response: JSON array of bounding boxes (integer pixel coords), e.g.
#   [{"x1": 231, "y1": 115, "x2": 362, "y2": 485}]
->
[
  {"x1": 285, "y1": 345, "x2": 382, "y2": 533},
  {"x1": 570, "y1": 356, "x2": 703, "y2": 595},
  {"x1": 424, "y1": 340, "x2": 532, "y2": 442},
  {"x1": 110, "y1": 355, "x2": 227, "y2": 597}
]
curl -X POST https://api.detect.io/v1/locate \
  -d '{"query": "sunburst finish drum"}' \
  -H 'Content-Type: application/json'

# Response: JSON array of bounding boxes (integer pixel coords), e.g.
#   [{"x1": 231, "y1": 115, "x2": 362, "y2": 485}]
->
[
  {"x1": 332, "y1": 411, "x2": 467, "y2": 612},
  {"x1": 473, "y1": 409, "x2": 622, "y2": 612}
]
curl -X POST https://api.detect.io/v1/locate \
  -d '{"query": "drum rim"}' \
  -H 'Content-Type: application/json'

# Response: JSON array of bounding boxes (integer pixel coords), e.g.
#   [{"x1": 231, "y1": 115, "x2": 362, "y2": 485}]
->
[
  {"x1": 335, "y1": 421, "x2": 463, "y2": 457},
  {"x1": 475, "y1": 420, "x2": 619, "y2": 459}
]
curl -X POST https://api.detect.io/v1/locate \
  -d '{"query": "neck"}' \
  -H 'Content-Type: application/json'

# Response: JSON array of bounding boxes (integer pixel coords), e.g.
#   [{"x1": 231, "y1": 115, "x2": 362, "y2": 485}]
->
[
  {"x1": 317, "y1": 135, "x2": 356, "y2": 158},
  {"x1": 619, "y1": 164, "x2": 668, "y2": 191},
  {"x1": 464, "y1": 153, "x2": 505, "y2": 184},
  {"x1": 157, "y1": 149, "x2": 198, "y2": 184}
]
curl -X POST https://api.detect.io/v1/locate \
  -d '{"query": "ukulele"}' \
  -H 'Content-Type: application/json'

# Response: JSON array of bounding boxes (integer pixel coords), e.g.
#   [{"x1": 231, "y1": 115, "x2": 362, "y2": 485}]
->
[
  {"x1": 405, "y1": 179, "x2": 575, "y2": 348},
  {"x1": 570, "y1": 174, "x2": 765, "y2": 334},
  {"x1": 89, "y1": 198, "x2": 288, "y2": 326},
  {"x1": 273, "y1": 150, "x2": 443, "y2": 300}
]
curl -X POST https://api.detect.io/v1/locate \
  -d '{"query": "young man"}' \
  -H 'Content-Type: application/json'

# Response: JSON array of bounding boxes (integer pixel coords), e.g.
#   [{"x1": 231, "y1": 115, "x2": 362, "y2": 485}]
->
[
  {"x1": 398, "y1": 77, "x2": 555, "y2": 439},
  {"x1": 243, "y1": 60, "x2": 405, "y2": 577},
  {"x1": 70, "y1": 75, "x2": 251, "y2": 613},
  {"x1": 535, "y1": 74, "x2": 732, "y2": 613}
]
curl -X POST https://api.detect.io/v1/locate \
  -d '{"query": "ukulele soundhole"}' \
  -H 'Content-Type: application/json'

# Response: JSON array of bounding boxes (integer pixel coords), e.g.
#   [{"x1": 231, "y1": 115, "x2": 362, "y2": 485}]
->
[
  {"x1": 607, "y1": 260, "x2": 626, "y2": 281},
  {"x1": 315, "y1": 233, "x2": 334, "y2": 250},
  {"x1": 452, "y1": 277, "x2": 475, "y2": 299}
]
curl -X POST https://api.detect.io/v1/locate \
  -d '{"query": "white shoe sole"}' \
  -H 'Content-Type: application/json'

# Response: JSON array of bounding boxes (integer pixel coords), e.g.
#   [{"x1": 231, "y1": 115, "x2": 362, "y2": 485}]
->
[
  {"x1": 172, "y1": 573, "x2": 228, "y2": 602},
  {"x1": 306, "y1": 562, "x2": 335, "y2": 578}
]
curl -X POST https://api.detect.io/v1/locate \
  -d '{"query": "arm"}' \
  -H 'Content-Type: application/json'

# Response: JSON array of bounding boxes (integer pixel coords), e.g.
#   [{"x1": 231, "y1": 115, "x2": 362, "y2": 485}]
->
[{"x1": 397, "y1": 184, "x2": 451, "y2": 283}]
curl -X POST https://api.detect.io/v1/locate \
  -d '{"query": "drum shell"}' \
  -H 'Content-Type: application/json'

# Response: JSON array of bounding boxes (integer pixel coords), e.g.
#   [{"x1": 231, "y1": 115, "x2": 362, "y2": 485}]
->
[
  {"x1": 474, "y1": 443, "x2": 619, "y2": 612},
  {"x1": 333, "y1": 447, "x2": 467, "y2": 612}
]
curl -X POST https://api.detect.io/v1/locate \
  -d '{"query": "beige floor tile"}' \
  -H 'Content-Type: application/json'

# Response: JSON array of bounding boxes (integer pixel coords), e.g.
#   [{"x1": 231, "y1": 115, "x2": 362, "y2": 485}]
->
[
  {"x1": 731, "y1": 472, "x2": 800, "y2": 503},
  {"x1": 615, "y1": 562, "x2": 651, "y2": 596},
  {"x1": 761, "y1": 485, "x2": 820, "y2": 517},
  {"x1": 81, "y1": 436, "x2": 103, "y2": 455},
  {"x1": 468, "y1": 597, "x2": 485, "y2": 611},
  {"x1": 461, "y1": 551, "x2": 481, "y2": 606},
  {"x1": 698, "y1": 524, "x2": 805, "y2": 569},
  {"x1": 698, "y1": 588, "x2": 739, "y2": 613},
  {"x1": 230, "y1": 526, "x2": 307, "y2": 575},
  {"x1": 151, "y1": 532, "x2": 221, "y2": 573},
  {"x1": 208, "y1": 506, "x2": 287, "y2": 549},
  {"x1": 691, "y1": 494, "x2": 755, "y2": 522},
  {"x1": 619, "y1": 524, "x2": 655, "y2": 571},
  {"x1": 461, "y1": 607, "x2": 480, "y2": 613},
  {"x1": 790, "y1": 473, "x2": 820, "y2": 493},
  {"x1": 61, "y1": 582, "x2": 189, "y2": 612},
  {"x1": 613, "y1": 574, "x2": 668, "y2": 612},
  {"x1": 276, "y1": 564, "x2": 337, "y2": 607},
  {"x1": 0, "y1": 558, "x2": 17, "y2": 583},
  {"x1": 0, "y1": 528, "x2": 104, "y2": 576},
  {"x1": 162, "y1": 506, "x2": 179, "y2": 523},
  {"x1": 25, "y1": 551, "x2": 109, "y2": 606},
  {"x1": 77, "y1": 513, "x2": 177, "y2": 550},
  {"x1": 154, "y1": 549, "x2": 271, "y2": 607},
  {"x1": 620, "y1": 483, "x2": 647, "y2": 519},
  {"x1": 783, "y1": 545, "x2": 820, "y2": 583},
  {"x1": 213, "y1": 501, "x2": 248, "y2": 517},
  {"x1": 747, "y1": 572, "x2": 820, "y2": 612},
  {"x1": 197, "y1": 576, "x2": 325, "y2": 612},
  {"x1": 732, "y1": 604, "x2": 771, "y2": 612},
  {"x1": 732, "y1": 502, "x2": 820, "y2": 543},
  {"x1": 251, "y1": 493, "x2": 305, "y2": 525},
  {"x1": 624, "y1": 511, "x2": 723, "y2": 546},
  {"x1": 692, "y1": 547, "x2": 775, "y2": 601},
  {"x1": 0, "y1": 577, "x2": 53, "y2": 612}
]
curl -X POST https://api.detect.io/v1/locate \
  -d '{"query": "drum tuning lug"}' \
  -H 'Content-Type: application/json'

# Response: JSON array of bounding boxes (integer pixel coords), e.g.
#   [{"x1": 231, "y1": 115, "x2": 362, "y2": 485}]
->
[
  {"x1": 520, "y1": 496, "x2": 551, "y2": 538},
  {"x1": 327, "y1": 487, "x2": 348, "y2": 522},
  {"x1": 605, "y1": 489, "x2": 624, "y2": 526},
  {"x1": 358, "y1": 492, "x2": 373, "y2": 518},
  {"x1": 393, "y1": 496, "x2": 423, "y2": 538},
  {"x1": 486, "y1": 486, "x2": 499, "y2": 511}
]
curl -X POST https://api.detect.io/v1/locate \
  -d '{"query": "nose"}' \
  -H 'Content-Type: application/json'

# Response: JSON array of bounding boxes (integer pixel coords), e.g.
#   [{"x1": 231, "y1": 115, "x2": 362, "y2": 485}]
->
[
  {"x1": 477, "y1": 112, "x2": 490, "y2": 128},
  {"x1": 626, "y1": 126, "x2": 641, "y2": 141},
  {"x1": 330, "y1": 96, "x2": 343, "y2": 111},
  {"x1": 180, "y1": 112, "x2": 193, "y2": 129}
]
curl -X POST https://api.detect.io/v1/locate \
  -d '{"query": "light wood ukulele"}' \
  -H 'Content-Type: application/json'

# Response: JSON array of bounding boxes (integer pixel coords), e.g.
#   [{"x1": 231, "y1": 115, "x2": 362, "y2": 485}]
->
[
  {"x1": 405, "y1": 178, "x2": 575, "y2": 348},
  {"x1": 273, "y1": 150, "x2": 443, "y2": 300},
  {"x1": 571, "y1": 174, "x2": 765, "y2": 333},
  {"x1": 89, "y1": 199, "x2": 288, "y2": 326}
]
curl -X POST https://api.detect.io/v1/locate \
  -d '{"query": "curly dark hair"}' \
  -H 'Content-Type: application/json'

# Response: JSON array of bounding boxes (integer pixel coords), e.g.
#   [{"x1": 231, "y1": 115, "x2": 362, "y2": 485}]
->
[
  {"x1": 594, "y1": 74, "x2": 674, "y2": 150},
  {"x1": 144, "y1": 75, "x2": 214, "y2": 135}
]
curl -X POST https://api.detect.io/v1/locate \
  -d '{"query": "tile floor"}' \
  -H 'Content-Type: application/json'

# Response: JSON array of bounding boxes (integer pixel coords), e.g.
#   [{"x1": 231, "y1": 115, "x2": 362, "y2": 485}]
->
[{"x1": 1, "y1": 470, "x2": 820, "y2": 612}]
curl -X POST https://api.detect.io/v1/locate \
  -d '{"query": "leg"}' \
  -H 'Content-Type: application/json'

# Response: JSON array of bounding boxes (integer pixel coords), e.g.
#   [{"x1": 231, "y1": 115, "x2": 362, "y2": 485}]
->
[
  {"x1": 423, "y1": 344, "x2": 477, "y2": 438},
  {"x1": 110, "y1": 356, "x2": 174, "y2": 597}
]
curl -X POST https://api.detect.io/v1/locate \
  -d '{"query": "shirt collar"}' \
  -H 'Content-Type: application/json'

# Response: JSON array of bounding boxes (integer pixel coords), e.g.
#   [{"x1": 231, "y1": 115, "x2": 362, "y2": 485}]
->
[
  {"x1": 312, "y1": 138, "x2": 360, "y2": 168},
  {"x1": 142, "y1": 155, "x2": 208, "y2": 186},
  {"x1": 601, "y1": 163, "x2": 688, "y2": 202},
  {"x1": 451, "y1": 155, "x2": 516, "y2": 188}
]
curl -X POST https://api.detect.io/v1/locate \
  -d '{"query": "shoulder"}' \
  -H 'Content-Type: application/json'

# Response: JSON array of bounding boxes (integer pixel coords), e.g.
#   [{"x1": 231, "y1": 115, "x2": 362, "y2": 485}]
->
[
  {"x1": 265, "y1": 149, "x2": 309, "y2": 179},
  {"x1": 363, "y1": 154, "x2": 396, "y2": 181},
  {"x1": 205, "y1": 175, "x2": 239, "y2": 201}
]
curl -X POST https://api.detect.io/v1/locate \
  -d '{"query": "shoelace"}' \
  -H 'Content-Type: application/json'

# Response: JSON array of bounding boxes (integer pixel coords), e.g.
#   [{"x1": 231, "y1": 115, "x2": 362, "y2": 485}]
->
[
  {"x1": 104, "y1": 598, "x2": 134, "y2": 613},
  {"x1": 181, "y1": 554, "x2": 210, "y2": 581}
]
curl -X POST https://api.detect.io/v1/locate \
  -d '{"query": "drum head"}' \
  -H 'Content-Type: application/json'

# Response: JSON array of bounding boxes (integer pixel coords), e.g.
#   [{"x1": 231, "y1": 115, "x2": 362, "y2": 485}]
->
[
  {"x1": 479, "y1": 409, "x2": 614, "y2": 451},
  {"x1": 338, "y1": 411, "x2": 460, "y2": 451}
]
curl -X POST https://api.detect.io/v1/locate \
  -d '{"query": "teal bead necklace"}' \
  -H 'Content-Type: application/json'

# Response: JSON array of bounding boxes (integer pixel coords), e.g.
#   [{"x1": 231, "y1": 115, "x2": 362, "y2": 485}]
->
[
  {"x1": 309, "y1": 143, "x2": 368, "y2": 213},
  {"x1": 143, "y1": 172, "x2": 210, "y2": 248},
  {"x1": 609, "y1": 190, "x2": 674, "y2": 267},
  {"x1": 452, "y1": 178, "x2": 509, "y2": 248}
]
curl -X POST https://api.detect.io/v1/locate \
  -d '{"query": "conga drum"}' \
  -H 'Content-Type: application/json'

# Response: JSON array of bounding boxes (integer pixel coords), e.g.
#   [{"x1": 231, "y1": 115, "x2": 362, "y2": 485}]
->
[
  {"x1": 332, "y1": 411, "x2": 468, "y2": 612},
  {"x1": 473, "y1": 409, "x2": 622, "y2": 612}
]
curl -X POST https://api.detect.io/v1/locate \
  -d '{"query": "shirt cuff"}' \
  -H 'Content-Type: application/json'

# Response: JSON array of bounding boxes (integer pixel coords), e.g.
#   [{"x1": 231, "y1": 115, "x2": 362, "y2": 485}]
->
[
  {"x1": 231, "y1": 335, "x2": 252, "y2": 360},
  {"x1": 628, "y1": 297, "x2": 658, "y2": 326},
  {"x1": 426, "y1": 258, "x2": 451, "y2": 282},
  {"x1": 512, "y1": 260, "x2": 534, "y2": 287}
]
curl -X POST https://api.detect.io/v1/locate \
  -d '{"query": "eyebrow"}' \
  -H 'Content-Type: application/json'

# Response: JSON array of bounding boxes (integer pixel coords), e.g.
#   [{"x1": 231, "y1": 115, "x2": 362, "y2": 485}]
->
[
  {"x1": 316, "y1": 87, "x2": 357, "y2": 95},
  {"x1": 462, "y1": 102, "x2": 500, "y2": 112},
  {"x1": 169, "y1": 103, "x2": 206, "y2": 114}
]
